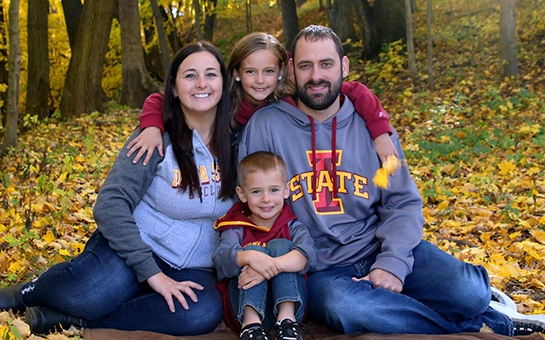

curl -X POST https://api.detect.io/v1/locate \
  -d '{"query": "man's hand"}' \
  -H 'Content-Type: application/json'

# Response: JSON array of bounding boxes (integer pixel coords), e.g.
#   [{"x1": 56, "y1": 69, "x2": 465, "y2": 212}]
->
[
  {"x1": 238, "y1": 265, "x2": 266, "y2": 290},
  {"x1": 147, "y1": 272, "x2": 203, "y2": 313},
  {"x1": 127, "y1": 126, "x2": 164, "y2": 166},
  {"x1": 352, "y1": 269, "x2": 403, "y2": 293}
]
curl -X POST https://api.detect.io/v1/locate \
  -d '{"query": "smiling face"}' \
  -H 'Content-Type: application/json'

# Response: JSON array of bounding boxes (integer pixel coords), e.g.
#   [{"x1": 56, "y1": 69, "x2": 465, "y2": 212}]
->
[
  {"x1": 236, "y1": 169, "x2": 289, "y2": 229},
  {"x1": 234, "y1": 49, "x2": 281, "y2": 105},
  {"x1": 174, "y1": 51, "x2": 223, "y2": 117},
  {"x1": 292, "y1": 38, "x2": 349, "y2": 121}
]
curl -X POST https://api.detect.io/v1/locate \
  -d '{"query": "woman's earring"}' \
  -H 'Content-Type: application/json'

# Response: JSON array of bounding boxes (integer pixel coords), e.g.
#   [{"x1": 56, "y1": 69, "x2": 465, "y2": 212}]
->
[
  {"x1": 235, "y1": 77, "x2": 241, "y2": 82},
  {"x1": 172, "y1": 88, "x2": 178, "y2": 98},
  {"x1": 278, "y1": 76, "x2": 282, "y2": 80}
]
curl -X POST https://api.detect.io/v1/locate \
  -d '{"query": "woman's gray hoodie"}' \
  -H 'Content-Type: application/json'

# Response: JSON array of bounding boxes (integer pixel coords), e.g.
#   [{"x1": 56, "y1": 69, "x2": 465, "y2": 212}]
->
[{"x1": 94, "y1": 129, "x2": 234, "y2": 282}]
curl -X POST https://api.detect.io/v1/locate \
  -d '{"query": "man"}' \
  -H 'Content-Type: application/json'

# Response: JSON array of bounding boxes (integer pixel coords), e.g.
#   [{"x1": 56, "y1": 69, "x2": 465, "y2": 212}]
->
[{"x1": 238, "y1": 24, "x2": 544, "y2": 336}]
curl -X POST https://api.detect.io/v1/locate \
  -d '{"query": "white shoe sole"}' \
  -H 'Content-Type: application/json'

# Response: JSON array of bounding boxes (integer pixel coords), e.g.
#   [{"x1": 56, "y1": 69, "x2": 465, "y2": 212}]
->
[
  {"x1": 490, "y1": 300, "x2": 545, "y2": 329},
  {"x1": 490, "y1": 287, "x2": 517, "y2": 311}
]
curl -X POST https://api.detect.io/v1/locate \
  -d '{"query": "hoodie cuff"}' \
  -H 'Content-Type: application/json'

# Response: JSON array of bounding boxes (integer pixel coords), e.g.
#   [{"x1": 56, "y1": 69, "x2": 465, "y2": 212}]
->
[
  {"x1": 133, "y1": 257, "x2": 162, "y2": 283},
  {"x1": 370, "y1": 256, "x2": 411, "y2": 285}
]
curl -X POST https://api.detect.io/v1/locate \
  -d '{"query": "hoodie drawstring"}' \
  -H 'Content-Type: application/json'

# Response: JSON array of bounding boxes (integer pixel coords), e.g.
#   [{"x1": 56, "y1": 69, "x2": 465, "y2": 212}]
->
[
  {"x1": 308, "y1": 116, "x2": 338, "y2": 201},
  {"x1": 332, "y1": 116, "x2": 337, "y2": 198}
]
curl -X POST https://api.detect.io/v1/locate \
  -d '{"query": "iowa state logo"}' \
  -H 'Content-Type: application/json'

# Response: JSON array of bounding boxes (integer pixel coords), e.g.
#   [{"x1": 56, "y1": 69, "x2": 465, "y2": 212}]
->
[{"x1": 289, "y1": 150, "x2": 369, "y2": 215}]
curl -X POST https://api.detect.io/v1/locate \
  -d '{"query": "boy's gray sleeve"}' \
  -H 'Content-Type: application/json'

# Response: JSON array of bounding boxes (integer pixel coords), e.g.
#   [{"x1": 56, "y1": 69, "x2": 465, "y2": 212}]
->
[
  {"x1": 212, "y1": 228, "x2": 244, "y2": 281},
  {"x1": 289, "y1": 220, "x2": 317, "y2": 273},
  {"x1": 93, "y1": 129, "x2": 167, "y2": 282}
]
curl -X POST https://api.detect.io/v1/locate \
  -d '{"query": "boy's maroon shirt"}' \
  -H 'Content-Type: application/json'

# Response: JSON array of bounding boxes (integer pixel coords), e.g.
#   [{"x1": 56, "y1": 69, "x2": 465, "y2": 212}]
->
[{"x1": 214, "y1": 201, "x2": 295, "y2": 246}]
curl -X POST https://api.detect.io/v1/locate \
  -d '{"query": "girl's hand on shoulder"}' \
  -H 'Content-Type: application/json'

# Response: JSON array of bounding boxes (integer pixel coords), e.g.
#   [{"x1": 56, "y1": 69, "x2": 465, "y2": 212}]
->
[
  {"x1": 127, "y1": 126, "x2": 164, "y2": 166},
  {"x1": 147, "y1": 272, "x2": 203, "y2": 313},
  {"x1": 374, "y1": 133, "x2": 398, "y2": 164}
]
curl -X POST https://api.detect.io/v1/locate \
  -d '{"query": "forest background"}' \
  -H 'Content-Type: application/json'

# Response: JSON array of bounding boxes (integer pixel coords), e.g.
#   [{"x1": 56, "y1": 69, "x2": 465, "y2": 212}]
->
[{"x1": 0, "y1": 0, "x2": 545, "y2": 338}]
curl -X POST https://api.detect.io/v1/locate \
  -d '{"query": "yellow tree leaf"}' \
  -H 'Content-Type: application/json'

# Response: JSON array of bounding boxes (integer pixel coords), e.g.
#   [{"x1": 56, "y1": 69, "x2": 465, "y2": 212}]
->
[
  {"x1": 498, "y1": 160, "x2": 516, "y2": 176},
  {"x1": 43, "y1": 230, "x2": 56, "y2": 244}
]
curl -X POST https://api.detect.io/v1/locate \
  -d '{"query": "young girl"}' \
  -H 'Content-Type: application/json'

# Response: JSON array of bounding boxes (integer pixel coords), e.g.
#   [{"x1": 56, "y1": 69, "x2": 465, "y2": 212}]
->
[{"x1": 126, "y1": 32, "x2": 398, "y2": 166}]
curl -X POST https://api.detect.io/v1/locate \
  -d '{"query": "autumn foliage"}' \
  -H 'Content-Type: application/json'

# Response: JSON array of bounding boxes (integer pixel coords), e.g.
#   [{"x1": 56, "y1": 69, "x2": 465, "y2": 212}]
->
[{"x1": 1, "y1": 0, "x2": 545, "y2": 338}]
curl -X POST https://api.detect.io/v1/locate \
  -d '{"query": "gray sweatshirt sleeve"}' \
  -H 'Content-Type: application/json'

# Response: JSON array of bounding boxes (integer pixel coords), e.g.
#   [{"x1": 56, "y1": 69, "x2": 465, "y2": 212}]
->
[
  {"x1": 370, "y1": 133, "x2": 424, "y2": 284},
  {"x1": 93, "y1": 129, "x2": 166, "y2": 283},
  {"x1": 289, "y1": 220, "x2": 317, "y2": 273},
  {"x1": 212, "y1": 228, "x2": 244, "y2": 281}
]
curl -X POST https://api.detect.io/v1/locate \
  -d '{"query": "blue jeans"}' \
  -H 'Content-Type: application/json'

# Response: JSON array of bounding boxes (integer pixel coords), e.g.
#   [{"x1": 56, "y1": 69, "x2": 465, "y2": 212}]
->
[
  {"x1": 228, "y1": 239, "x2": 307, "y2": 330},
  {"x1": 20, "y1": 231, "x2": 222, "y2": 336},
  {"x1": 307, "y1": 240, "x2": 513, "y2": 335}
]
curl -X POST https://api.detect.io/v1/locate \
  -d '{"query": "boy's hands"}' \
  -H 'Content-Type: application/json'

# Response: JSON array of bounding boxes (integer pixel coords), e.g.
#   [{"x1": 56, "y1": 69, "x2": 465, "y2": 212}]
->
[
  {"x1": 127, "y1": 126, "x2": 164, "y2": 166},
  {"x1": 147, "y1": 272, "x2": 203, "y2": 313},
  {"x1": 243, "y1": 250, "x2": 280, "y2": 279},
  {"x1": 238, "y1": 265, "x2": 266, "y2": 290},
  {"x1": 374, "y1": 133, "x2": 398, "y2": 164}
]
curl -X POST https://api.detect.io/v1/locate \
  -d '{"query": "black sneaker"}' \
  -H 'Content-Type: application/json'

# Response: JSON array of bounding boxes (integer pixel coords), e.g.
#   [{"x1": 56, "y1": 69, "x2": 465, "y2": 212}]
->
[
  {"x1": 240, "y1": 323, "x2": 271, "y2": 340},
  {"x1": 513, "y1": 321, "x2": 545, "y2": 336},
  {"x1": 274, "y1": 318, "x2": 303, "y2": 340}
]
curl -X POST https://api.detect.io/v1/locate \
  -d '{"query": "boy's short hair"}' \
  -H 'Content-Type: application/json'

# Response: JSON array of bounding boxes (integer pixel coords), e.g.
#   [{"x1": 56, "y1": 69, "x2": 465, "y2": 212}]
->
[{"x1": 237, "y1": 151, "x2": 288, "y2": 187}]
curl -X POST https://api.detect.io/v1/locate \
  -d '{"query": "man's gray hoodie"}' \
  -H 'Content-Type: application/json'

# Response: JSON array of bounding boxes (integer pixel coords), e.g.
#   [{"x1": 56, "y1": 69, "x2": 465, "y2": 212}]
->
[{"x1": 238, "y1": 97, "x2": 424, "y2": 284}]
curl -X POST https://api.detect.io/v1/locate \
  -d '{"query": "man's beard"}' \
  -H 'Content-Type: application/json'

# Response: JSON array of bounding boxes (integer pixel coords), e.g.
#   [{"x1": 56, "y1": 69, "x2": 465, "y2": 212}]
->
[{"x1": 296, "y1": 75, "x2": 343, "y2": 110}]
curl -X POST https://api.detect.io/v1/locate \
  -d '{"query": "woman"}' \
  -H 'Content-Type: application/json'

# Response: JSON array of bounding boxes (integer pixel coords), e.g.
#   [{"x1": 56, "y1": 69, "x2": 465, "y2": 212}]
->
[{"x1": 0, "y1": 41, "x2": 237, "y2": 336}]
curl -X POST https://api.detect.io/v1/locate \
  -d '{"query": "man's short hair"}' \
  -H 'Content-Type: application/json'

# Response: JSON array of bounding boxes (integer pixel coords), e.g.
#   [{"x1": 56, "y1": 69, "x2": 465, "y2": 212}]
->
[
  {"x1": 291, "y1": 25, "x2": 344, "y2": 61},
  {"x1": 237, "y1": 151, "x2": 288, "y2": 187}
]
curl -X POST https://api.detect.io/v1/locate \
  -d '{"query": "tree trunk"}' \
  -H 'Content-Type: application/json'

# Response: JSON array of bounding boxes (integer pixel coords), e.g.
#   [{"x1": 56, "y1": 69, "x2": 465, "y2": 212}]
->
[
  {"x1": 60, "y1": 0, "x2": 115, "y2": 117},
  {"x1": 499, "y1": 0, "x2": 518, "y2": 78},
  {"x1": 281, "y1": 0, "x2": 299, "y2": 51},
  {"x1": 0, "y1": 0, "x2": 8, "y2": 127},
  {"x1": 360, "y1": 0, "x2": 406, "y2": 60},
  {"x1": 1, "y1": 0, "x2": 21, "y2": 152},
  {"x1": 61, "y1": 0, "x2": 83, "y2": 51},
  {"x1": 27, "y1": 0, "x2": 50, "y2": 119},
  {"x1": 329, "y1": 0, "x2": 357, "y2": 43},
  {"x1": 245, "y1": 0, "x2": 252, "y2": 33},
  {"x1": 150, "y1": 0, "x2": 170, "y2": 76},
  {"x1": 319, "y1": 0, "x2": 324, "y2": 11},
  {"x1": 404, "y1": 0, "x2": 417, "y2": 81},
  {"x1": 193, "y1": 0, "x2": 203, "y2": 40},
  {"x1": 426, "y1": 0, "x2": 435, "y2": 91},
  {"x1": 118, "y1": 0, "x2": 160, "y2": 108},
  {"x1": 466, "y1": 0, "x2": 472, "y2": 28},
  {"x1": 167, "y1": 4, "x2": 182, "y2": 52},
  {"x1": 203, "y1": 0, "x2": 217, "y2": 41},
  {"x1": 411, "y1": 0, "x2": 417, "y2": 12}
]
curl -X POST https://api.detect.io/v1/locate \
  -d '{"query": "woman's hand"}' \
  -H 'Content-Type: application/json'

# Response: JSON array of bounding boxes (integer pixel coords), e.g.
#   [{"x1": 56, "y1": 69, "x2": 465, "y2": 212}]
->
[
  {"x1": 127, "y1": 127, "x2": 164, "y2": 166},
  {"x1": 373, "y1": 133, "x2": 398, "y2": 164},
  {"x1": 147, "y1": 272, "x2": 203, "y2": 313}
]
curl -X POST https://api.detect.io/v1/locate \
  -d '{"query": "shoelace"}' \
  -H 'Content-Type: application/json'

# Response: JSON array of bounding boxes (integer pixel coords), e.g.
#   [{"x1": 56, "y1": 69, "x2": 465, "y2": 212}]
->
[
  {"x1": 276, "y1": 321, "x2": 315, "y2": 340},
  {"x1": 241, "y1": 324, "x2": 271, "y2": 340}
]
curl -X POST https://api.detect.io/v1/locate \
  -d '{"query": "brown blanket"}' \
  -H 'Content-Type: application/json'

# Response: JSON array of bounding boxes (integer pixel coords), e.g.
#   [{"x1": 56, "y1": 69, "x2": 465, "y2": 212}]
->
[{"x1": 85, "y1": 326, "x2": 545, "y2": 340}]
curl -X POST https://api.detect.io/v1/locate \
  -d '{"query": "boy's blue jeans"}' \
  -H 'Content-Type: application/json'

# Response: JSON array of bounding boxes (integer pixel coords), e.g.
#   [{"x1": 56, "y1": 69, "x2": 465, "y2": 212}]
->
[
  {"x1": 20, "y1": 231, "x2": 222, "y2": 336},
  {"x1": 307, "y1": 240, "x2": 514, "y2": 335},
  {"x1": 228, "y1": 238, "x2": 307, "y2": 330}
]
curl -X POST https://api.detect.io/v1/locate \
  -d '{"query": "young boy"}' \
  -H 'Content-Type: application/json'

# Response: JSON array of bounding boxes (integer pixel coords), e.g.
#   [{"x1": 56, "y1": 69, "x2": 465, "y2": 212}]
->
[{"x1": 212, "y1": 151, "x2": 316, "y2": 340}]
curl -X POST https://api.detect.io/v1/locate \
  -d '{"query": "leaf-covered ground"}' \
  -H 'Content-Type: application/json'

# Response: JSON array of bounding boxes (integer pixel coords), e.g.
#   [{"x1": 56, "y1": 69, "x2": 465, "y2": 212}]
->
[{"x1": 1, "y1": 0, "x2": 545, "y2": 338}]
